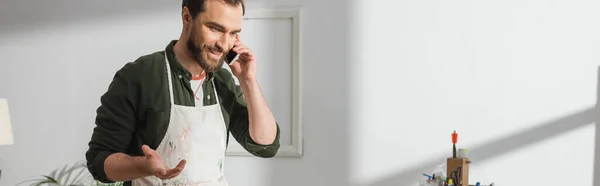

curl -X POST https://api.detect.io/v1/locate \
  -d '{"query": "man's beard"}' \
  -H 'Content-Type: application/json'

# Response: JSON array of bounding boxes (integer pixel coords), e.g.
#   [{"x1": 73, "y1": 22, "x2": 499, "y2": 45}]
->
[{"x1": 186, "y1": 30, "x2": 225, "y2": 73}]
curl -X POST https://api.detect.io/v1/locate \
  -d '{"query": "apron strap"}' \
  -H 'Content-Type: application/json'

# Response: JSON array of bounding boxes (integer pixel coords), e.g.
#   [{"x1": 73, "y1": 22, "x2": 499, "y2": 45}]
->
[
  {"x1": 164, "y1": 51, "x2": 175, "y2": 105},
  {"x1": 212, "y1": 79, "x2": 220, "y2": 105}
]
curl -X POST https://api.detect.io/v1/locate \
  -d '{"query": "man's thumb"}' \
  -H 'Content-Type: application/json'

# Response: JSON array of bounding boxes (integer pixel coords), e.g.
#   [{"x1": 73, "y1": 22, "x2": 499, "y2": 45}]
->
[{"x1": 142, "y1": 145, "x2": 153, "y2": 156}]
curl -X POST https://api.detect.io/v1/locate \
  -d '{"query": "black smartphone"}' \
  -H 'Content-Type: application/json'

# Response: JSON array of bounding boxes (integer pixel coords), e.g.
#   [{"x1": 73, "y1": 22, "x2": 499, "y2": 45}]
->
[{"x1": 225, "y1": 49, "x2": 238, "y2": 64}]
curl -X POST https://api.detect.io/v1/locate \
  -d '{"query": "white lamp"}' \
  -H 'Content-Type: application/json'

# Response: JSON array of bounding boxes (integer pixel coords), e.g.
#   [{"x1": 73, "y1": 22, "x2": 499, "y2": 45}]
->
[{"x1": 0, "y1": 98, "x2": 13, "y2": 182}]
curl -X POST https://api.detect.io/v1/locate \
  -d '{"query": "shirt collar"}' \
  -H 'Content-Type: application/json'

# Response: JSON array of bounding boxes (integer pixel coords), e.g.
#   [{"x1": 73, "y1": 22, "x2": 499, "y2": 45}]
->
[{"x1": 164, "y1": 40, "x2": 215, "y2": 81}]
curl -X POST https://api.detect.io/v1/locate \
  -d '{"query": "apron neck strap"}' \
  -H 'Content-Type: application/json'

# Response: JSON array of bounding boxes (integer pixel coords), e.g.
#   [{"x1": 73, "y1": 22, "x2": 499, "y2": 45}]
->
[{"x1": 164, "y1": 51, "x2": 176, "y2": 105}]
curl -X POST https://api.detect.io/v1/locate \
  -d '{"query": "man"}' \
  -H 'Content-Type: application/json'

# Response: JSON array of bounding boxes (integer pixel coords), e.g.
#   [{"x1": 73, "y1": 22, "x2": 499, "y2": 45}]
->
[{"x1": 85, "y1": 0, "x2": 281, "y2": 185}]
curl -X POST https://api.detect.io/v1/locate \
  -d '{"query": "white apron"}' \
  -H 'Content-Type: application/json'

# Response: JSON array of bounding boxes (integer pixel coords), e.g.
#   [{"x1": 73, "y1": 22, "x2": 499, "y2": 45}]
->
[{"x1": 132, "y1": 51, "x2": 229, "y2": 186}]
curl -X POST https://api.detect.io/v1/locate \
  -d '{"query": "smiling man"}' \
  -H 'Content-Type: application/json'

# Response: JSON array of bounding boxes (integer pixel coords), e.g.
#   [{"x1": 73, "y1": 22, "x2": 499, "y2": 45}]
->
[{"x1": 85, "y1": 0, "x2": 281, "y2": 185}]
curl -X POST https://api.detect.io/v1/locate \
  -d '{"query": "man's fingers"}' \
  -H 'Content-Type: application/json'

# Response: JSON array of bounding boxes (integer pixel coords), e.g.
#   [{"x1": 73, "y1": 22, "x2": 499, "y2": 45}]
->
[
  {"x1": 162, "y1": 172, "x2": 180, "y2": 180},
  {"x1": 154, "y1": 160, "x2": 186, "y2": 180},
  {"x1": 176, "y1": 159, "x2": 187, "y2": 169},
  {"x1": 158, "y1": 168, "x2": 181, "y2": 180},
  {"x1": 164, "y1": 159, "x2": 186, "y2": 176},
  {"x1": 152, "y1": 168, "x2": 168, "y2": 180},
  {"x1": 155, "y1": 169, "x2": 167, "y2": 176},
  {"x1": 157, "y1": 173, "x2": 171, "y2": 180},
  {"x1": 235, "y1": 48, "x2": 251, "y2": 55}
]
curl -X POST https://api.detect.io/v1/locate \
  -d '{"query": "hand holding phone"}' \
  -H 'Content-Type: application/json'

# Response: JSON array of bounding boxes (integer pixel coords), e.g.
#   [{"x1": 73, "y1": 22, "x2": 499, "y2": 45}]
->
[{"x1": 227, "y1": 34, "x2": 257, "y2": 80}]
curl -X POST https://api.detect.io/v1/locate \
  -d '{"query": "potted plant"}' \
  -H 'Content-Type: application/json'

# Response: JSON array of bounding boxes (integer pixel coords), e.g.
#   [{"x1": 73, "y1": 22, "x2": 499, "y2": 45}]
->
[{"x1": 18, "y1": 160, "x2": 123, "y2": 186}]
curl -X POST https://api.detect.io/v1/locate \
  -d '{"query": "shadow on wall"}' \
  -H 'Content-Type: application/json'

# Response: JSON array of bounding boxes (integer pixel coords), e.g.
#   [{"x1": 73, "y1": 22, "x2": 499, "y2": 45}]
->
[
  {"x1": 0, "y1": 0, "x2": 176, "y2": 36},
  {"x1": 595, "y1": 66, "x2": 600, "y2": 186},
  {"x1": 365, "y1": 66, "x2": 600, "y2": 186}
]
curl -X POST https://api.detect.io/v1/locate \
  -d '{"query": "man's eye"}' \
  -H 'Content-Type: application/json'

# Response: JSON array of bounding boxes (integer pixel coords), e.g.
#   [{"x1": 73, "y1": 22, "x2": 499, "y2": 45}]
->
[{"x1": 210, "y1": 27, "x2": 218, "y2": 31}]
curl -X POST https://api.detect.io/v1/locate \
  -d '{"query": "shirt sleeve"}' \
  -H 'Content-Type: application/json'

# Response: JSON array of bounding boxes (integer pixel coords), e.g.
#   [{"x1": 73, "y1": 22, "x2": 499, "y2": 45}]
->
[
  {"x1": 227, "y1": 84, "x2": 281, "y2": 158},
  {"x1": 85, "y1": 66, "x2": 138, "y2": 183}
]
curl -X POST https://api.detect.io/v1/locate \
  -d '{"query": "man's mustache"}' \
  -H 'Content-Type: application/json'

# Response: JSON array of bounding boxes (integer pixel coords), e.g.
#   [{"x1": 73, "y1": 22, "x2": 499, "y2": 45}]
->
[{"x1": 208, "y1": 45, "x2": 224, "y2": 53}]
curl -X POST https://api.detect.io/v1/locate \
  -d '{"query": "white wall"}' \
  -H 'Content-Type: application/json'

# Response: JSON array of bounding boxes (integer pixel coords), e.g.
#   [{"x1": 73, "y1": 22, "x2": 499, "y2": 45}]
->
[
  {"x1": 1, "y1": 0, "x2": 600, "y2": 186},
  {"x1": 349, "y1": 0, "x2": 600, "y2": 186}
]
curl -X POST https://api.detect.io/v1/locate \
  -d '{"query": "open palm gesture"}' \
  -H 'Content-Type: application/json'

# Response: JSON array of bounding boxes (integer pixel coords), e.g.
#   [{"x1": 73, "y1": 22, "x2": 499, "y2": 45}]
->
[{"x1": 142, "y1": 145, "x2": 186, "y2": 180}]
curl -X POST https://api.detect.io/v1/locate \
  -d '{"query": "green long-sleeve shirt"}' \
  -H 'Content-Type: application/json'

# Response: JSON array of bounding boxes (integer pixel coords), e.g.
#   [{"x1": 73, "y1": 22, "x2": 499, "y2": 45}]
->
[{"x1": 85, "y1": 40, "x2": 281, "y2": 184}]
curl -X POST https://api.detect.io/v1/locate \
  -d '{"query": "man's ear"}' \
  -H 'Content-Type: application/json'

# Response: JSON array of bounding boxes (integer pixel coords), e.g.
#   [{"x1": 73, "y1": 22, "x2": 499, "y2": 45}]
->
[{"x1": 182, "y1": 7, "x2": 192, "y2": 29}]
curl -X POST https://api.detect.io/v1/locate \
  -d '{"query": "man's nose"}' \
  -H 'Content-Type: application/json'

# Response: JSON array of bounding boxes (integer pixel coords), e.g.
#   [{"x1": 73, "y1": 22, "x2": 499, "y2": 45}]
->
[
  {"x1": 219, "y1": 34, "x2": 235, "y2": 50},
  {"x1": 214, "y1": 42, "x2": 225, "y2": 53}
]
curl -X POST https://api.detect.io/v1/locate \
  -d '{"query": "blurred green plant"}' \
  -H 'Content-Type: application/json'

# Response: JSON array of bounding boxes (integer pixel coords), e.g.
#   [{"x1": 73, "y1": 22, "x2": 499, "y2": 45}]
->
[{"x1": 17, "y1": 160, "x2": 123, "y2": 186}]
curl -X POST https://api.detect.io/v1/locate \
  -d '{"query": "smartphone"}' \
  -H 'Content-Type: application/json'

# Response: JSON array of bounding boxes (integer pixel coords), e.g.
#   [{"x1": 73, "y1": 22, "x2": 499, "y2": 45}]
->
[{"x1": 225, "y1": 49, "x2": 238, "y2": 64}]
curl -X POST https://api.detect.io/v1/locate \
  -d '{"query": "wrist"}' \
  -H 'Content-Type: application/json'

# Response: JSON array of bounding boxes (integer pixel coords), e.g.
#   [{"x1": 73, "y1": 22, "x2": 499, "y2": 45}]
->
[
  {"x1": 131, "y1": 156, "x2": 151, "y2": 175},
  {"x1": 239, "y1": 78, "x2": 258, "y2": 91}
]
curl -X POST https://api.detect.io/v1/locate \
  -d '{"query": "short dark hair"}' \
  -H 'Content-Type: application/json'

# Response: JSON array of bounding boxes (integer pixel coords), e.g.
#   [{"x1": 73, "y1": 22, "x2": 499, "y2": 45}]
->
[{"x1": 182, "y1": 0, "x2": 246, "y2": 18}]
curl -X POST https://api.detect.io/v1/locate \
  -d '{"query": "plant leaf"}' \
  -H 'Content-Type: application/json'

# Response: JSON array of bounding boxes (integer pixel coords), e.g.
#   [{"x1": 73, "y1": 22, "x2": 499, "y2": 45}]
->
[
  {"x1": 42, "y1": 175, "x2": 59, "y2": 183},
  {"x1": 19, "y1": 160, "x2": 124, "y2": 186}
]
